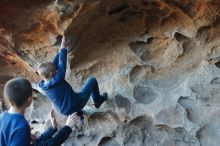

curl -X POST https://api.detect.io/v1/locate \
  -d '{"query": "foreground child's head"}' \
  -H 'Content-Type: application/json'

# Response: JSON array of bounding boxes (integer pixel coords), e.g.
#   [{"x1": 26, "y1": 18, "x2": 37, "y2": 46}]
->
[
  {"x1": 38, "y1": 62, "x2": 56, "y2": 79},
  {"x1": 4, "y1": 78, "x2": 33, "y2": 108}
]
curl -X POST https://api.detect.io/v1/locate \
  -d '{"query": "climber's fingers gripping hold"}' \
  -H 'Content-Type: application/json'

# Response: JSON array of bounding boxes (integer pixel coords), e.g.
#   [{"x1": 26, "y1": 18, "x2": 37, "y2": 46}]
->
[{"x1": 61, "y1": 35, "x2": 72, "y2": 52}]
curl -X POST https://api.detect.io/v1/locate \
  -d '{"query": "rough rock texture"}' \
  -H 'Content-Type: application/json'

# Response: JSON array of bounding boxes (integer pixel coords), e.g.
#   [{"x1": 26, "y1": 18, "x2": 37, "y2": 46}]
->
[{"x1": 1, "y1": 0, "x2": 220, "y2": 145}]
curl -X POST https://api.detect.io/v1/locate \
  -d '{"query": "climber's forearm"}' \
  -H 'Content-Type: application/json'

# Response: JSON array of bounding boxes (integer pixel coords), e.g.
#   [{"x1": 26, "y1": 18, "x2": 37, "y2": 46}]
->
[
  {"x1": 52, "y1": 52, "x2": 60, "y2": 68},
  {"x1": 57, "y1": 48, "x2": 67, "y2": 79},
  {"x1": 52, "y1": 36, "x2": 67, "y2": 69}
]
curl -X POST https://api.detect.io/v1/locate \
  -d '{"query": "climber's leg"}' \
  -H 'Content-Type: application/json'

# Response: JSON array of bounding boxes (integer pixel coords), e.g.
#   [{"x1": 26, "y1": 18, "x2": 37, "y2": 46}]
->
[{"x1": 77, "y1": 76, "x2": 107, "y2": 109}]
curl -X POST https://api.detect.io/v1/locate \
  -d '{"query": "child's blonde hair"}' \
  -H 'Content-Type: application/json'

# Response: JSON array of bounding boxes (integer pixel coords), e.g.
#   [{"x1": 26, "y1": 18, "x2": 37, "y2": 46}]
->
[{"x1": 38, "y1": 62, "x2": 56, "y2": 79}]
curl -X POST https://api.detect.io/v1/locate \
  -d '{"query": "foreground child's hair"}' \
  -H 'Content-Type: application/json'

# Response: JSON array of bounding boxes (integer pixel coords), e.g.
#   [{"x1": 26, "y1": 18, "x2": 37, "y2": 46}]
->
[{"x1": 4, "y1": 78, "x2": 32, "y2": 107}]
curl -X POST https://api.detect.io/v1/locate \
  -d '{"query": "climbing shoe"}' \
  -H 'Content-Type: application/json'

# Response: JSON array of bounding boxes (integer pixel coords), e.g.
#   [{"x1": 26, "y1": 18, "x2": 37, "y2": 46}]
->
[{"x1": 94, "y1": 93, "x2": 108, "y2": 108}]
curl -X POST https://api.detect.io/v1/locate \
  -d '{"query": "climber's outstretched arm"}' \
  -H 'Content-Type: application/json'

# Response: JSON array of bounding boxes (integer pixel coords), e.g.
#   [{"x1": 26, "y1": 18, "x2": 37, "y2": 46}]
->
[
  {"x1": 51, "y1": 36, "x2": 68, "y2": 82},
  {"x1": 53, "y1": 52, "x2": 59, "y2": 69}
]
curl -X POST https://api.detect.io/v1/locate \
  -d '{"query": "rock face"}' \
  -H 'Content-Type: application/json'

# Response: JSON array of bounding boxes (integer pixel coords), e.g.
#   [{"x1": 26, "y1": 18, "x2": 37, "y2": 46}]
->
[{"x1": 1, "y1": 0, "x2": 220, "y2": 145}]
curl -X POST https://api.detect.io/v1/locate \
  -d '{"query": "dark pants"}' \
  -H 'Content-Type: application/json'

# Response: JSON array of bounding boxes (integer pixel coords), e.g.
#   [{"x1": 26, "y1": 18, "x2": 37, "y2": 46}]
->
[{"x1": 75, "y1": 77, "x2": 103, "y2": 118}]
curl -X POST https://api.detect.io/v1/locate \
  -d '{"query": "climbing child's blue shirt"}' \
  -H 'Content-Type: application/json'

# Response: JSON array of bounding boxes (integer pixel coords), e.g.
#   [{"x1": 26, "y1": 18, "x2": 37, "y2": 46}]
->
[
  {"x1": 38, "y1": 48, "x2": 80, "y2": 116},
  {"x1": 0, "y1": 111, "x2": 31, "y2": 146}
]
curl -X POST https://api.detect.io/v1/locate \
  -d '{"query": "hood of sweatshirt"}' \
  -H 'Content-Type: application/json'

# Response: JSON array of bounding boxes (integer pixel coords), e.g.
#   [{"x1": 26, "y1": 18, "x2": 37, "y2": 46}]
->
[{"x1": 39, "y1": 80, "x2": 53, "y2": 90}]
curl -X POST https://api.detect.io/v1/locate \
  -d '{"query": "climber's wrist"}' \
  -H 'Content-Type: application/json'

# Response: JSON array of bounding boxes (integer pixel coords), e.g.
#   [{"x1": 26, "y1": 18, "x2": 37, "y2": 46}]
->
[{"x1": 61, "y1": 42, "x2": 67, "y2": 49}]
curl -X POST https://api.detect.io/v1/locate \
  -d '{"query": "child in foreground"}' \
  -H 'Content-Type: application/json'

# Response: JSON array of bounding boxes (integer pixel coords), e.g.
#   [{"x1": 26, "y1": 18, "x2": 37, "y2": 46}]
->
[
  {"x1": 37, "y1": 36, "x2": 108, "y2": 119},
  {"x1": 0, "y1": 78, "x2": 79, "y2": 146}
]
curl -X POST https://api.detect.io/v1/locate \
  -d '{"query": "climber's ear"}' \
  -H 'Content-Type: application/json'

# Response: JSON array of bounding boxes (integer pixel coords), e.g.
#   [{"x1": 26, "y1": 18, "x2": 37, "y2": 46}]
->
[
  {"x1": 50, "y1": 68, "x2": 58, "y2": 77},
  {"x1": 49, "y1": 71, "x2": 54, "y2": 78}
]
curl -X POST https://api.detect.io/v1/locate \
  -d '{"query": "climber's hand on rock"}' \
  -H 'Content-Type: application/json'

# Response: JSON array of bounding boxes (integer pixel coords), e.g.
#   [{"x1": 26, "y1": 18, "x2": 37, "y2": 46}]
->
[
  {"x1": 61, "y1": 36, "x2": 72, "y2": 52},
  {"x1": 61, "y1": 36, "x2": 67, "y2": 49},
  {"x1": 66, "y1": 112, "x2": 80, "y2": 128},
  {"x1": 50, "y1": 109, "x2": 57, "y2": 129}
]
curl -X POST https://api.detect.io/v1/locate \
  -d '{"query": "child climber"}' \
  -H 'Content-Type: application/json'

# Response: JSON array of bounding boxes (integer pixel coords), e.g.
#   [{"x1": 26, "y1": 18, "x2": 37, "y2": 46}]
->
[{"x1": 37, "y1": 36, "x2": 108, "y2": 118}]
